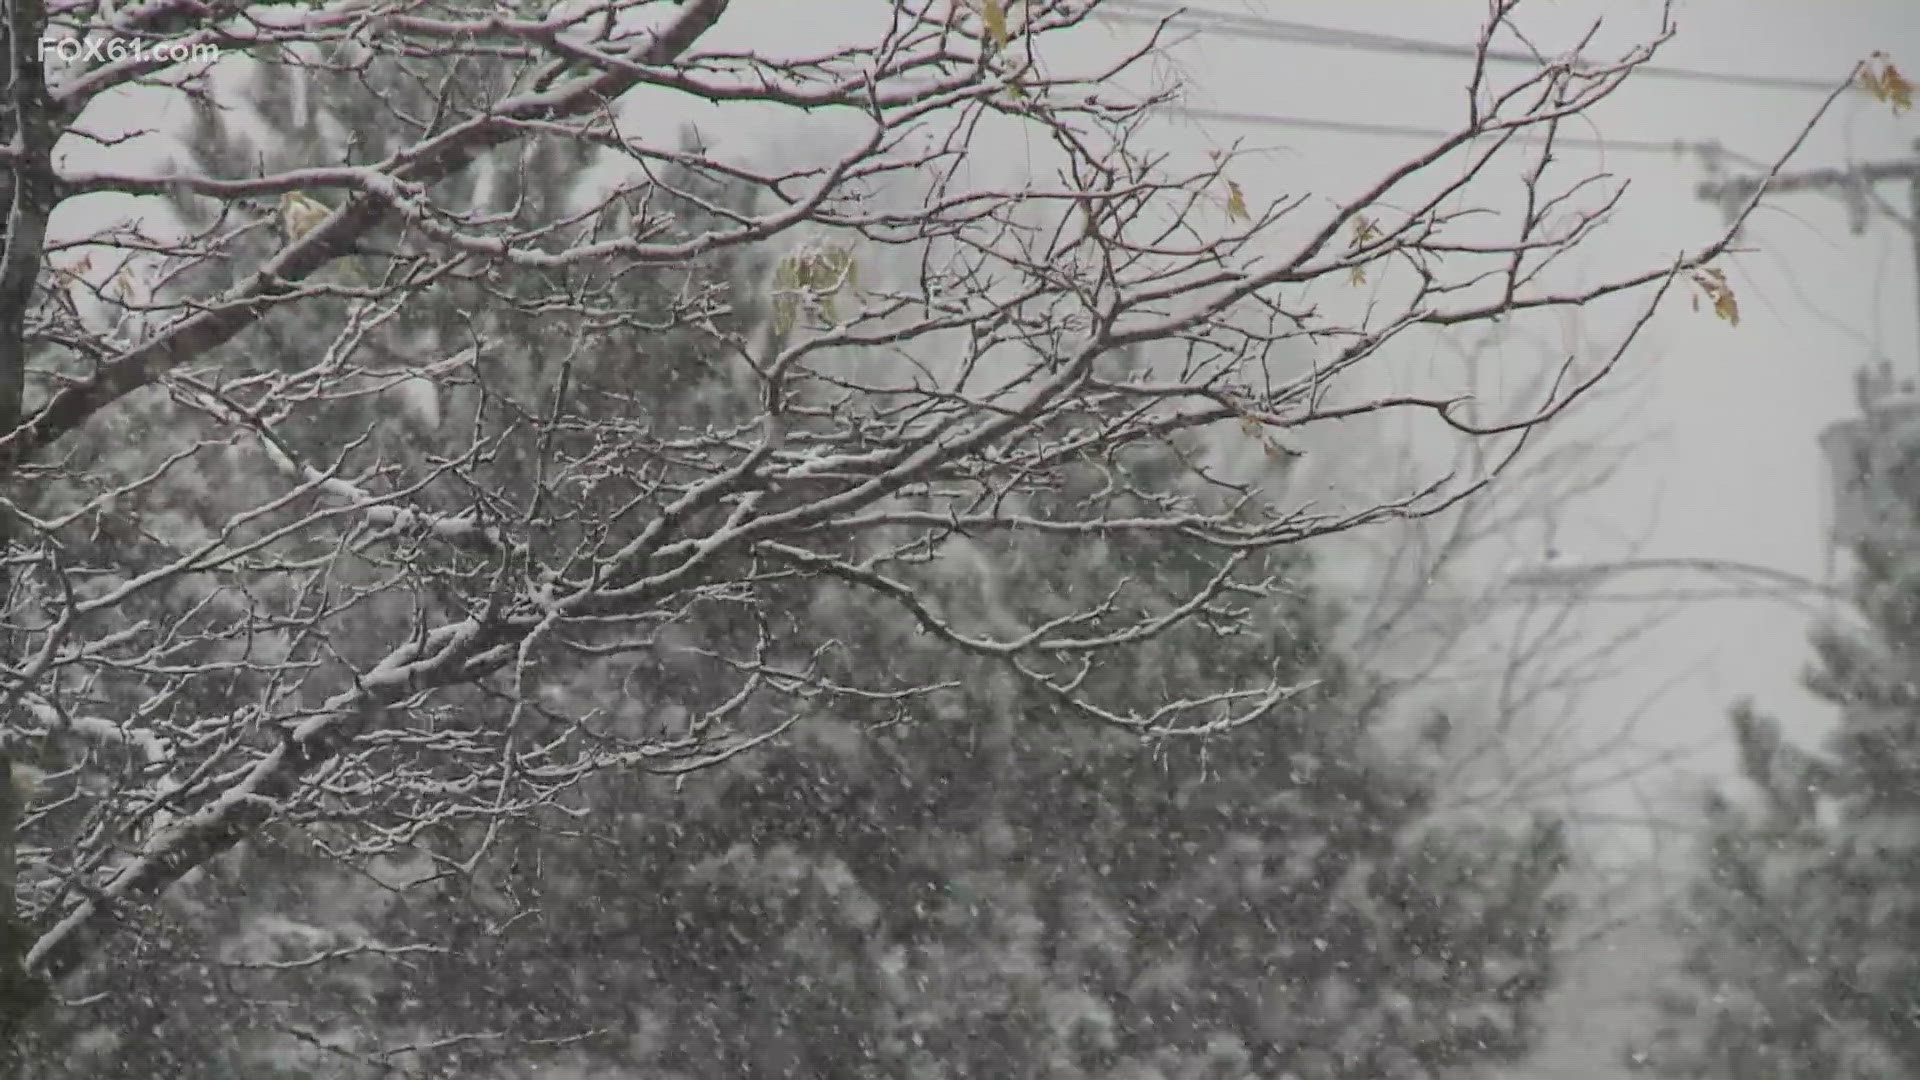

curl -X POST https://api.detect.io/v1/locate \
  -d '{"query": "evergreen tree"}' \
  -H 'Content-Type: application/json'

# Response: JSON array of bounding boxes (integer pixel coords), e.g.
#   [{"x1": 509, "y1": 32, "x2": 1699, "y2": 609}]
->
[{"x1": 1634, "y1": 395, "x2": 1920, "y2": 1080}]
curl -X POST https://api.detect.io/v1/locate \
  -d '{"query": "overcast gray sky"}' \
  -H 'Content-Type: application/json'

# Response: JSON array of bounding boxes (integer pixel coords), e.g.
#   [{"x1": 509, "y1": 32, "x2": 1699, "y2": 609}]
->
[{"x1": 1103, "y1": 0, "x2": 1919, "y2": 831}]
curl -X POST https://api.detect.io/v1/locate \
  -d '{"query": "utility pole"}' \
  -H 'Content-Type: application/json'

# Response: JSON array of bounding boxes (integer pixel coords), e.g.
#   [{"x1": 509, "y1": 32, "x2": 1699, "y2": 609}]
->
[
  {"x1": 1698, "y1": 142, "x2": 1920, "y2": 569},
  {"x1": 1696, "y1": 141, "x2": 1920, "y2": 369}
]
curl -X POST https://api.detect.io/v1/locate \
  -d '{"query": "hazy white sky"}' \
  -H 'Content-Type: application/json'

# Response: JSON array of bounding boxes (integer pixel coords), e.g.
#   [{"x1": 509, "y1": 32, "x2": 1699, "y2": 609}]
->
[{"x1": 1107, "y1": 0, "x2": 1920, "y2": 831}]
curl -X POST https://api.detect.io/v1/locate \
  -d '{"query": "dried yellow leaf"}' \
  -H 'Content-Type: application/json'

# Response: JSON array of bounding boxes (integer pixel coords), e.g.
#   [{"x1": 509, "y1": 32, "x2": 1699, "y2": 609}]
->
[
  {"x1": 1882, "y1": 64, "x2": 1912, "y2": 113},
  {"x1": 982, "y1": 0, "x2": 1011, "y2": 50},
  {"x1": 1690, "y1": 267, "x2": 1739, "y2": 328},
  {"x1": 1224, "y1": 179, "x2": 1250, "y2": 222},
  {"x1": 773, "y1": 243, "x2": 861, "y2": 335},
  {"x1": 279, "y1": 190, "x2": 333, "y2": 242},
  {"x1": 1860, "y1": 54, "x2": 1913, "y2": 114},
  {"x1": 1348, "y1": 266, "x2": 1367, "y2": 288},
  {"x1": 1714, "y1": 288, "x2": 1740, "y2": 326}
]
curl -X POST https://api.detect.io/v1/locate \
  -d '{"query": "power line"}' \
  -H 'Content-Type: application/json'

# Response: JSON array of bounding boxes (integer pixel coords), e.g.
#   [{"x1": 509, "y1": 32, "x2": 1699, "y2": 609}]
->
[
  {"x1": 1102, "y1": 0, "x2": 1851, "y2": 95},
  {"x1": 1159, "y1": 102, "x2": 1742, "y2": 160}
]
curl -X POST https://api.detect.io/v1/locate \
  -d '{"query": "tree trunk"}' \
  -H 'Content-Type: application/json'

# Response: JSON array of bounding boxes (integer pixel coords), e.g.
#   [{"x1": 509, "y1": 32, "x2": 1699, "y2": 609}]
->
[{"x1": 0, "y1": 0, "x2": 55, "y2": 1063}]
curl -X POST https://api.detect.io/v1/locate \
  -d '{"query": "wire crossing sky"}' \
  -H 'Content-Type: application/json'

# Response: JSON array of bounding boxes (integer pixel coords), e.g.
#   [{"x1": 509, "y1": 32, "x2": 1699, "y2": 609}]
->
[{"x1": 1101, "y1": 0, "x2": 1858, "y2": 94}]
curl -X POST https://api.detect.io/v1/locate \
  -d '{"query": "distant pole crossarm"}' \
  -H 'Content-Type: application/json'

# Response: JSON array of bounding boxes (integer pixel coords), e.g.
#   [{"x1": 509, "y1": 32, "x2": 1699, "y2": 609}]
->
[
  {"x1": 1696, "y1": 142, "x2": 1920, "y2": 362},
  {"x1": 1695, "y1": 157, "x2": 1920, "y2": 208},
  {"x1": 1510, "y1": 558, "x2": 1845, "y2": 601}
]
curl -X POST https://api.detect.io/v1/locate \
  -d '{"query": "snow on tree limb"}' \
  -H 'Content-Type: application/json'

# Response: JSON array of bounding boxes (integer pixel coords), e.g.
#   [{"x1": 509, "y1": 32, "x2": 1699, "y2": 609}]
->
[{"x1": 0, "y1": 0, "x2": 1854, "y2": 1035}]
